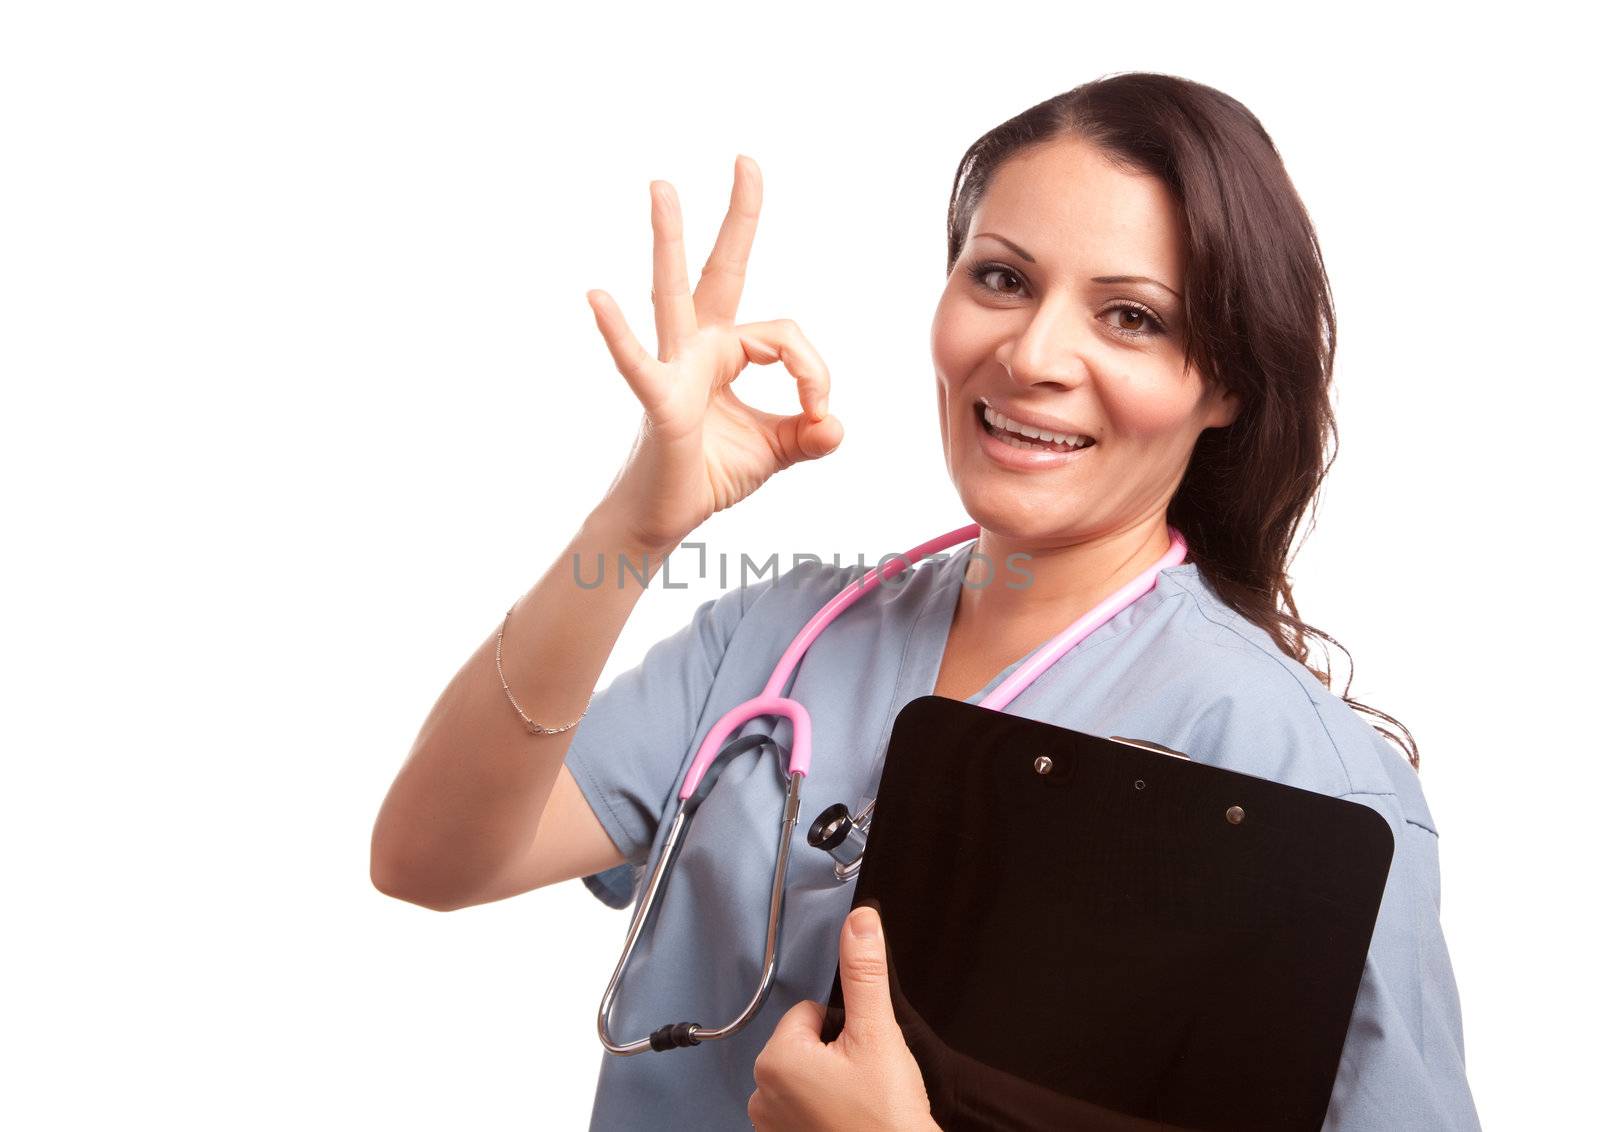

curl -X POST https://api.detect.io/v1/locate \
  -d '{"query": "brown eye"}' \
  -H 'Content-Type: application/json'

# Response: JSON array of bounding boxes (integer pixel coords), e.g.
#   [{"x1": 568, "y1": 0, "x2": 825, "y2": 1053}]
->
[
  {"x1": 964, "y1": 261, "x2": 1024, "y2": 296},
  {"x1": 1103, "y1": 302, "x2": 1165, "y2": 339},
  {"x1": 983, "y1": 269, "x2": 1021, "y2": 293}
]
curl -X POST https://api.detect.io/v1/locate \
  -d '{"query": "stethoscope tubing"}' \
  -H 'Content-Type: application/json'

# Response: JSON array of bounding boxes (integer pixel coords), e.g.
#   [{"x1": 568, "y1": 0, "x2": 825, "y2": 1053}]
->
[
  {"x1": 597, "y1": 520, "x2": 1189, "y2": 1056},
  {"x1": 677, "y1": 522, "x2": 989, "y2": 800}
]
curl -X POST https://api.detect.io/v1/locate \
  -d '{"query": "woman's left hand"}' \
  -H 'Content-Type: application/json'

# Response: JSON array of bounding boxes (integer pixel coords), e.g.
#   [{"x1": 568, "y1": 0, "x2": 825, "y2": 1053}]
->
[{"x1": 747, "y1": 905, "x2": 937, "y2": 1132}]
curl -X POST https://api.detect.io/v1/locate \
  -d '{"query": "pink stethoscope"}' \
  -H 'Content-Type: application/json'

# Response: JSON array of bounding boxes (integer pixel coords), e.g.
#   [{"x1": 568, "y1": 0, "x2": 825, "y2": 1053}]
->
[{"x1": 598, "y1": 520, "x2": 1189, "y2": 1055}]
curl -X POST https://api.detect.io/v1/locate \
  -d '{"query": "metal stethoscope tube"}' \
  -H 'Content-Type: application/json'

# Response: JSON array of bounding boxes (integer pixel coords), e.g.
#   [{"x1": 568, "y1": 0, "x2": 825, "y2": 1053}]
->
[{"x1": 597, "y1": 735, "x2": 805, "y2": 1055}]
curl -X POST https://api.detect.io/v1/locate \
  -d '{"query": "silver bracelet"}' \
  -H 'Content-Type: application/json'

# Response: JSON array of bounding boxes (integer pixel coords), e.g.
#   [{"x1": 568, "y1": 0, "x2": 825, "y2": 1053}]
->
[{"x1": 495, "y1": 604, "x2": 591, "y2": 735}]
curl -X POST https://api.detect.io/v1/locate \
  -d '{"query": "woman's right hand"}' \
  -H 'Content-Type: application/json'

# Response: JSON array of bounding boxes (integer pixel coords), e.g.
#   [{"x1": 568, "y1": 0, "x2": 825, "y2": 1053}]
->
[{"x1": 584, "y1": 155, "x2": 845, "y2": 553}]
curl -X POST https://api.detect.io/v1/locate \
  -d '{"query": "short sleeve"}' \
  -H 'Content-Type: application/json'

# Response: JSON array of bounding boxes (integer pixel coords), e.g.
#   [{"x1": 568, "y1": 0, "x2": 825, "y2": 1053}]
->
[
  {"x1": 563, "y1": 581, "x2": 754, "y2": 910},
  {"x1": 1324, "y1": 796, "x2": 1481, "y2": 1130}
]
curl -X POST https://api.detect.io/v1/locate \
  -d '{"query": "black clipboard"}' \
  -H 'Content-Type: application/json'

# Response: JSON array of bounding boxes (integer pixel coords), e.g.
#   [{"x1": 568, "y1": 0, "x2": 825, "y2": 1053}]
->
[{"x1": 820, "y1": 695, "x2": 1394, "y2": 1132}]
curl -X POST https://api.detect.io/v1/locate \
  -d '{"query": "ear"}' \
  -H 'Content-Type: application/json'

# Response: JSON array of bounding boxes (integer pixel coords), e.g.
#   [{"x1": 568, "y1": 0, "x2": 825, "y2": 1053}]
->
[{"x1": 1203, "y1": 384, "x2": 1242, "y2": 430}]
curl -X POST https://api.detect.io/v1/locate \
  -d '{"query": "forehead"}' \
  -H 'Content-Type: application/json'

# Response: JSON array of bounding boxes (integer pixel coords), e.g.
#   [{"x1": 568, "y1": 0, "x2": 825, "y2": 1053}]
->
[{"x1": 967, "y1": 135, "x2": 1186, "y2": 278}]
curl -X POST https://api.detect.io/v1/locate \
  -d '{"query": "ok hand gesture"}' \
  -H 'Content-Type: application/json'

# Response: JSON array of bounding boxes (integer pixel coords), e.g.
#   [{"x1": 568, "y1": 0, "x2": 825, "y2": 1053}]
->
[{"x1": 586, "y1": 155, "x2": 844, "y2": 553}]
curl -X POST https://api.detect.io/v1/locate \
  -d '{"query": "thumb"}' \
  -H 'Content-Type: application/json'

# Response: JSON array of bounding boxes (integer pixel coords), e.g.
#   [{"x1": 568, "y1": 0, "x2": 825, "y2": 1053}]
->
[{"x1": 838, "y1": 905, "x2": 895, "y2": 1039}]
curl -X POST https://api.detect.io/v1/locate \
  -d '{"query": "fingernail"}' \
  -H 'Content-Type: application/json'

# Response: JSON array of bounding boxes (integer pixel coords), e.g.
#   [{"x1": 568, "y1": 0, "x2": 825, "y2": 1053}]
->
[
  {"x1": 849, "y1": 907, "x2": 878, "y2": 939},
  {"x1": 816, "y1": 397, "x2": 829, "y2": 420}
]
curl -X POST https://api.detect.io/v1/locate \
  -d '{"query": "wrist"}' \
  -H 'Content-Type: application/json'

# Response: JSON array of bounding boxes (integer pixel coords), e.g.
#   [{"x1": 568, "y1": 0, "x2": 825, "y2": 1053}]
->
[{"x1": 581, "y1": 505, "x2": 680, "y2": 566}]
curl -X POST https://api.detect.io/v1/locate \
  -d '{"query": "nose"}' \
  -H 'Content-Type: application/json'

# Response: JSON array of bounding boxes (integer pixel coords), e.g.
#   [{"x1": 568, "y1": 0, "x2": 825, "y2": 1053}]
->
[{"x1": 995, "y1": 298, "x2": 1091, "y2": 392}]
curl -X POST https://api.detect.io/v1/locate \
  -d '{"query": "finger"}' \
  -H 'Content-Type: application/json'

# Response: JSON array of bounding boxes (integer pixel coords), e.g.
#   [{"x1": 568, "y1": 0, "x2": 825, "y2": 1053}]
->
[
  {"x1": 650, "y1": 181, "x2": 697, "y2": 362},
  {"x1": 734, "y1": 319, "x2": 831, "y2": 423},
  {"x1": 586, "y1": 289, "x2": 663, "y2": 411},
  {"x1": 837, "y1": 905, "x2": 896, "y2": 1039},
  {"x1": 694, "y1": 154, "x2": 762, "y2": 327}
]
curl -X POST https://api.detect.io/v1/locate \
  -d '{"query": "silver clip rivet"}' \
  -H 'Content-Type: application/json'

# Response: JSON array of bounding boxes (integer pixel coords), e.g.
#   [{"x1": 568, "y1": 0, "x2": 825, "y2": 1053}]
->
[
  {"x1": 1226, "y1": 805, "x2": 1245, "y2": 825},
  {"x1": 1034, "y1": 756, "x2": 1053, "y2": 775}
]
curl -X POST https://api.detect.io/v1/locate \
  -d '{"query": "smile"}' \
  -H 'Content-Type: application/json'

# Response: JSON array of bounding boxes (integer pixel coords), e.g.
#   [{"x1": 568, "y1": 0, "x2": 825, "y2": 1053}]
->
[{"x1": 973, "y1": 401, "x2": 1097, "y2": 469}]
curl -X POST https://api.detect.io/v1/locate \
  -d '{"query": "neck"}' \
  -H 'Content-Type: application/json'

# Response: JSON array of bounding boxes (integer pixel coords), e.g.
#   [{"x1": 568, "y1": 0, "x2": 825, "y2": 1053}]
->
[{"x1": 958, "y1": 514, "x2": 1177, "y2": 643}]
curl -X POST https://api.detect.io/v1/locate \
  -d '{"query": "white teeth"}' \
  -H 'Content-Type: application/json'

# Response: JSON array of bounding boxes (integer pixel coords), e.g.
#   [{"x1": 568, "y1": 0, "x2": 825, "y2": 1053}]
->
[{"x1": 981, "y1": 404, "x2": 1092, "y2": 448}]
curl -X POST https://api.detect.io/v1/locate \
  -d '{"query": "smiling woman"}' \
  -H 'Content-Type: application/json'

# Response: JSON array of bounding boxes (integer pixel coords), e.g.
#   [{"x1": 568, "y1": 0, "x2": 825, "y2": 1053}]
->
[
  {"x1": 925, "y1": 128, "x2": 1249, "y2": 718},
  {"x1": 373, "y1": 70, "x2": 1478, "y2": 1132},
  {"x1": 932, "y1": 93, "x2": 1415, "y2": 767}
]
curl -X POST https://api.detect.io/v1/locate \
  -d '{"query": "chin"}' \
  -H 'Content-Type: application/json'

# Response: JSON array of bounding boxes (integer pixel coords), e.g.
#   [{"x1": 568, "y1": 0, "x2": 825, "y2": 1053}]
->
[{"x1": 950, "y1": 486, "x2": 1078, "y2": 545}]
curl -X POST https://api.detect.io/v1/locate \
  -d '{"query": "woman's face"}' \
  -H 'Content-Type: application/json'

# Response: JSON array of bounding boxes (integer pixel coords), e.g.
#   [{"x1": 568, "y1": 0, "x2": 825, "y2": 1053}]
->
[{"x1": 932, "y1": 134, "x2": 1239, "y2": 545}]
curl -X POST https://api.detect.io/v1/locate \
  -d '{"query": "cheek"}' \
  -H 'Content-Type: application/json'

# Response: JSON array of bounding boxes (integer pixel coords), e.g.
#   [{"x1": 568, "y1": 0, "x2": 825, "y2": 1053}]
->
[
  {"x1": 930, "y1": 292, "x2": 983, "y2": 387},
  {"x1": 1100, "y1": 372, "x2": 1207, "y2": 442}
]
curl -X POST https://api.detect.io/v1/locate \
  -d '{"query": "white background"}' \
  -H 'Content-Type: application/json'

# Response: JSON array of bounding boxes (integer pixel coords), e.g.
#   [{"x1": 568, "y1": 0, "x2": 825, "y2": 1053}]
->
[{"x1": 4, "y1": 2, "x2": 1593, "y2": 1128}]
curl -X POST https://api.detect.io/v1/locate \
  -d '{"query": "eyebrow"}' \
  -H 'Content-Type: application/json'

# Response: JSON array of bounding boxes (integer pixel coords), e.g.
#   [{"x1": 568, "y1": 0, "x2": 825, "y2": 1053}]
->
[{"x1": 971, "y1": 232, "x2": 1183, "y2": 301}]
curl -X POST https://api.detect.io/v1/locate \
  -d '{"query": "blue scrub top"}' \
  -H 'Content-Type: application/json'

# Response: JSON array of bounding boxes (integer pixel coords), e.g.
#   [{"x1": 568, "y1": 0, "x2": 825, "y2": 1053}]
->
[{"x1": 563, "y1": 544, "x2": 1480, "y2": 1131}]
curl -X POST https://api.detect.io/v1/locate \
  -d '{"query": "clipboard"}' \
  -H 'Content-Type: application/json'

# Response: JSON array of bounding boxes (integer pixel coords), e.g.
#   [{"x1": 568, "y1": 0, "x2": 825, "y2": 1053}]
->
[{"x1": 820, "y1": 695, "x2": 1394, "y2": 1132}]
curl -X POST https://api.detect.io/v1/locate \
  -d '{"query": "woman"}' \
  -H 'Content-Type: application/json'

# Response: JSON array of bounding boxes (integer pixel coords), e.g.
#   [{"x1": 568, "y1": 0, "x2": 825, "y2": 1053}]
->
[{"x1": 370, "y1": 73, "x2": 1479, "y2": 1130}]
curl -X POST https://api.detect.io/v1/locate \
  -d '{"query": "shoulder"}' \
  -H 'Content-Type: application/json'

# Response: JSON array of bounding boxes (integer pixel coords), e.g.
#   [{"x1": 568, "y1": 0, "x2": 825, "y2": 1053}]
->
[{"x1": 1126, "y1": 564, "x2": 1436, "y2": 841}]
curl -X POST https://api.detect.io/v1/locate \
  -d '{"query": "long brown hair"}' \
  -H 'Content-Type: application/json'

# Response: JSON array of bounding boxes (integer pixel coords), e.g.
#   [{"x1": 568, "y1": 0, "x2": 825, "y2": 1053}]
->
[{"x1": 945, "y1": 71, "x2": 1421, "y2": 770}]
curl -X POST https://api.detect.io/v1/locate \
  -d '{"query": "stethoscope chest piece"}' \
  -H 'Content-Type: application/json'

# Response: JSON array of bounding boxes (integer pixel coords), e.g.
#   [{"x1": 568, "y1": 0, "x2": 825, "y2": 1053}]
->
[{"x1": 806, "y1": 800, "x2": 871, "y2": 878}]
